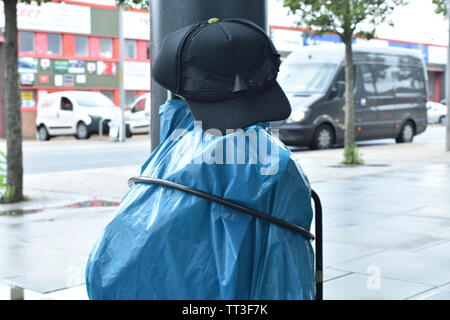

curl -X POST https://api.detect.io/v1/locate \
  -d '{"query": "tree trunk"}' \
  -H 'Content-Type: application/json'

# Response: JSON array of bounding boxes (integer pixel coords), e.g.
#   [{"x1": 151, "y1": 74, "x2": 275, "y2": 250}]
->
[
  {"x1": 343, "y1": 37, "x2": 355, "y2": 151},
  {"x1": 446, "y1": 0, "x2": 450, "y2": 151},
  {"x1": 3, "y1": 0, "x2": 23, "y2": 202}
]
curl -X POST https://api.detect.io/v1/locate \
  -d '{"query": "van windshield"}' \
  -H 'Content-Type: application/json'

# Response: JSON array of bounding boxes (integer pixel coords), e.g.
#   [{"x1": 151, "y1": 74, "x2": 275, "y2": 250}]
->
[
  {"x1": 278, "y1": 63, "x2": 337, "y2": 95},
  {"x1": 72, "y1": 92, "x2": 115, "y2": 107}
]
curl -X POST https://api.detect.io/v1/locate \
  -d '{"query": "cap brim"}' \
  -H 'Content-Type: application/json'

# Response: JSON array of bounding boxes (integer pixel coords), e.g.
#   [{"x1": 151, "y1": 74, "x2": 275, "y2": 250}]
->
[{"x1": 185, "y1": 82, "x2": 291, "y2": 133}]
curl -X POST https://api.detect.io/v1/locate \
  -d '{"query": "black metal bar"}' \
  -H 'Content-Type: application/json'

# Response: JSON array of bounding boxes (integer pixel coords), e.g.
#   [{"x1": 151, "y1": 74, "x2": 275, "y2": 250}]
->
[
  {"x1": 128, "y1": 176, "x2": 315, "y2": 240},
  {"x1": 149, "y1": 0, "x2": 268, "y2": 151},
  {"x1": 311, "y1": 189, "x2": 323, "y2": 301}
]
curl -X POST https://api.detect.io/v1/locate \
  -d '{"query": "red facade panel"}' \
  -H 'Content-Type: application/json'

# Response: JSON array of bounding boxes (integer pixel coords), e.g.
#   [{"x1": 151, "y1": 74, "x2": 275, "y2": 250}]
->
[
  {"x1": 89, "y1": 37, "x2": 100, "y2": 58},
  {"x1": 35, "y1": 33, "x2": 47, "y2": 55}
]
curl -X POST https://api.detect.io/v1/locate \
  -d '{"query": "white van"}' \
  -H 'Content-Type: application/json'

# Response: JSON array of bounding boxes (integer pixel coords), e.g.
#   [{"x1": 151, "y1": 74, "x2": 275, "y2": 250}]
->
[
  {"x1": 125, "y1": 92, "x2": 150, "y2": 135},
  {"x1": 36, "y1": 91, "x2": 120, "y2": 141}
]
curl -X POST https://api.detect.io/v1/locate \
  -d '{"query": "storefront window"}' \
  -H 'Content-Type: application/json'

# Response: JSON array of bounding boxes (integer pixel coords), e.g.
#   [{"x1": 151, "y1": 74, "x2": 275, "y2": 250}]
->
[
  {"x1": 47, "y1": 33, "x2": 62, "y2": 55},
  {"x1": 100, "y1": 38, "x2": 113, "y2": 58},
  {"x1": 125, "y1": 40, "x2": 137, "y2": 59},
  {"x1": 75, "y1": 36, "x2": 89, "y2": 56},
  {"x1": 20, "y1": 90, "x2": 36, "y2": 108},
  {"x1": 19, "y1": 31, "x2": 34, "y2": 53}
]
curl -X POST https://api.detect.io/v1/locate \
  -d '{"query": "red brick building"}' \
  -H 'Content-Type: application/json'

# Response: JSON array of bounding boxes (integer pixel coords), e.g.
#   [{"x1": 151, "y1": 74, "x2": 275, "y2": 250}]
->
[{"x1": 0, "y1": 0, "x2": 150, "y2": 139}]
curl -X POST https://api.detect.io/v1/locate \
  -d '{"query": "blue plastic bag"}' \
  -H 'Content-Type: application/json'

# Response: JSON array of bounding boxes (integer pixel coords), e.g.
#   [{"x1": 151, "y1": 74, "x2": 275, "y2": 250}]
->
[{"x1": 86, "y1": 100, "x2": 315, "y2": 299}]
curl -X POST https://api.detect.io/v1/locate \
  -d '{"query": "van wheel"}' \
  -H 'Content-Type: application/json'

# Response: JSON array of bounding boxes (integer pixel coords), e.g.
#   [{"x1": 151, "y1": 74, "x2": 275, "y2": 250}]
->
[
  {"x1": 76, "y1": 122, "x2": 90, "y2": 140},
  {"x1": 310, "y1": 124, "x2": 334, "y2": 150},
  {"x1": 37, "y1": 125, "x2": 50, "y2": 141},
  {"x1": 396, "y1": 121, "x2": 415, "y2": 143},
  {"x1": 439, "y1": 115, "x2": 447, "y2": 125}
]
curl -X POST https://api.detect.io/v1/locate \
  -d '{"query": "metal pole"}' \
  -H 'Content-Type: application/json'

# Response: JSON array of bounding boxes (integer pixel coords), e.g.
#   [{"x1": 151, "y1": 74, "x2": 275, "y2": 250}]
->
[
  {"x1": 118, "y1": 5, "x2": 126, "y2": 143},
  {"x1": 446, "y1": 0, "x2": 450, "y2": 151},
  {"x1": 150, "y1": 0, "x2": 268, "y2": 151}
]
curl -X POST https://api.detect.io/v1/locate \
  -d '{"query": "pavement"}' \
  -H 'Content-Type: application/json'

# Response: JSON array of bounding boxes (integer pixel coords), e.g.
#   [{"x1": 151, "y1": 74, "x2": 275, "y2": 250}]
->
[{"x1": 1, "y1": 126, "x2": 450, "y2": 300}]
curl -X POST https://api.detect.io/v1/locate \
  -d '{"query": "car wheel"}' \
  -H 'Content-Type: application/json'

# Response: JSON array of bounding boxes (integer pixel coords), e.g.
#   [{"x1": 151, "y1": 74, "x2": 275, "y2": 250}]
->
[
  {"x1": 396, "y1": 121, "x2": 415, "y2": 143},
  {"x1": 37, "y1": 125, "x2": 50, "y2": 141},
  {"x1": 310, "y1": 124, "x2": 334, "y2": 150},
  {"x1": 126, "y1": 125, "x2": 133, "y2": 138},
  {"x1": 439, "y1": 115, "x2": 447, "y2": 125},
  {"x1": 76, "y1": 122, "x2": 90, "y2": 140}
]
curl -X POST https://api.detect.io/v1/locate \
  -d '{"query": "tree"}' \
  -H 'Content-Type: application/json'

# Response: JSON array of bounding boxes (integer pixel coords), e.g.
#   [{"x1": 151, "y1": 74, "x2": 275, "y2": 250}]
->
[
  {"x1": 1, "y1": 0, "x2": 148, "y2": 203},
  {"x1": 116, "y1": 0, "x2": 149, "y2": 9},
  {"x1": 2, "y1": 0, "x2": 50, "y2": 203},
  {"x1": 283, "y1": 0, "x2": 407, "y2": 164},
  {"x1": 432, "y1": 0, "x2": 447, "y2": 15}
]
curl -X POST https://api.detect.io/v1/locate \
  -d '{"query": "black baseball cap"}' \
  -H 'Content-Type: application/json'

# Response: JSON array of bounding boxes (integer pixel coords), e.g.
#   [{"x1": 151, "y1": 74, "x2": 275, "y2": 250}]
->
[{"x1": 152, "y1": 18, "x2": 291, "y2": 133}]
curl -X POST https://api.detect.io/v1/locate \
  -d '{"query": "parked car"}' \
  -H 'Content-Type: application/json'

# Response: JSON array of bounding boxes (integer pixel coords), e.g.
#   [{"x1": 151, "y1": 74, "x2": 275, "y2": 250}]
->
[
  {"x1": 272, "y1": 44, "x2": 428, "y2": 149},
  {"x1": 36, "y1": 91, "x2": 120, "y2": 141},
  {"x1": 125, "y1": 93, "x2": 150, "y2": 135},
  {"x1": 427, "y1": 101, "x2": 448, "y2": 124}
]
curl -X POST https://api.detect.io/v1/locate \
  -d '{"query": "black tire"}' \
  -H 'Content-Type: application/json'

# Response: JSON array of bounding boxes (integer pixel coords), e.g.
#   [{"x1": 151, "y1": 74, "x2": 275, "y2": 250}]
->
[
  {"x1": 439, "y1": 115, "x2": 447, "y2": 125},
  {"x1": 396, "y1": 121, "x2": 415, "y2": 143},
  {"x1": 76, "y1": 122, "x2": 90, "y2": 140},
  {"x1": 310, "y1": 124, "x2": 335, "y2": 150},
  {"x1": 37, "y1": 125, "x2": 50, "y2": 141},
  {"x1": 126, "y1": 125, "x2": 133, "y2": 138}
]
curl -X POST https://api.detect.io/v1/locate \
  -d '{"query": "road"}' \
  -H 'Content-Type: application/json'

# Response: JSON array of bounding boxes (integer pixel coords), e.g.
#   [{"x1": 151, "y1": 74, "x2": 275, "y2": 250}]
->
[
  {"x1": 22, "y1": 135, "x2": 151, "y2": 174},
  {"x1": 0, "y1": 124, "x2": 445, "y2": 174}
]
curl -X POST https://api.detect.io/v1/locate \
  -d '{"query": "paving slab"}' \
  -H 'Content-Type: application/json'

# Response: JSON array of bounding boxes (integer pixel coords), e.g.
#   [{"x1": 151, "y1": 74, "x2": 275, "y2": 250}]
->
[
  {"x1": 0, "y1": 243, "x2": 85, "y2": 279},
  {"x1": 0, "y1": 206, "x2": 115, "y2": 294},
  {"x1": 404, "y1": 206, "x2": 450, "y2": 220},
  {"x1": 324, "y1": 224, "x2": 446, "y2": 250},
  {"x1": 356, "y1": 214, "x2": 450, "y2": 237},
  {"x1": 332, "y1": 241, "x2": 450, "y2": 287},
  {"x1": 323, "y1": 241, "x2": 384, "y2": 267},
  {"x1": 323, "y1": 272, "x2": 433, "y2": 300},
  {"x1": 3, "y1": 263, "x2": 86, "y2": 294},
  {"x1": 24, "y1": 165, "x2": 140, "y2": 200},
  {"x1": 323, "y1": 268, "x2": 350, "y2": 282},
  {"x1": 409, "y1": 283, "x2": 450, "y2": 300}
]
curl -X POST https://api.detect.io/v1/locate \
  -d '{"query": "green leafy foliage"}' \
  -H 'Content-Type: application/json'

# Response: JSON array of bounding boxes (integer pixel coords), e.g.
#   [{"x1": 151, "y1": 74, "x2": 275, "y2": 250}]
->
[
  {"x1": 283, "y1": 0, "x2": 408, "y2": 166},
  {"x1": 18, "y1": 0, "x2": 50, "y2": 4},
  {"x1": 341, "y1": 144, "x2": 364, "y2": 165},
  {"x1": 282, "y1": 0, "x2": 408, "y2": 41},
  {"x1": 0, "y1": 151, "x2": 15, "y2": 203},
  {"x1": 116, "y1": 0, "x2": 149, "y2": 9},
  {"x1": 432, "y1": 0, "x2": 447, "y2": 16}
]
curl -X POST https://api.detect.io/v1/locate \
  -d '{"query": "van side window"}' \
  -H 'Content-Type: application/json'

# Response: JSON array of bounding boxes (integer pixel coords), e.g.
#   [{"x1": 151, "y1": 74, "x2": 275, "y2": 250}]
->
[
  {"x1": 394, "y1": 66, "x2": 426, "y2": 97},
  {"x1": 360, "y1": 64, "x2": 376, "y2": 95},
  {"x1": 333, "y1": 66, "x2": 356, "y2": 96},
  {"x1": 372, "y1": 64, "x2": 395, "y2": 96},
  {"x1": 61, "y1": 97, "x2": 73, "y2": 111},
  {"x1": 133, "y1": 98, "x2": 146, "y2": 113}
]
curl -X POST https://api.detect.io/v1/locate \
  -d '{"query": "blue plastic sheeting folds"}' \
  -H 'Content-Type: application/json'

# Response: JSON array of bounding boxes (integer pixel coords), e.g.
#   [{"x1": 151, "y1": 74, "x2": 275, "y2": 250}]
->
[{"x1": 86, "y1": 99, "x2": 315, "y2": 300}]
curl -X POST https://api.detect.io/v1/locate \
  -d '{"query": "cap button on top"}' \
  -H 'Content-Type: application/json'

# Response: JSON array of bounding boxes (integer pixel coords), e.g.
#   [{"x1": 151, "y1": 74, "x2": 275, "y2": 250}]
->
[{"x1": 208, "y1": 17, "x2": 220, "y2": 24}]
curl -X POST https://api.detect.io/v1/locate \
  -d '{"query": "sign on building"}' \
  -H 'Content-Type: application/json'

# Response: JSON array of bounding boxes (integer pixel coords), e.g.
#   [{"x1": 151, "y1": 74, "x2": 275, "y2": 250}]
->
[
  {"x1": 124, "y1": 11, "x2": 150, "y2": 40},
  {"x1": 0, "y1": 2, "x2": 91, "y2": 34},
  {"x1": 124, "y1": 61, "x2": 150, "y2": 90}
]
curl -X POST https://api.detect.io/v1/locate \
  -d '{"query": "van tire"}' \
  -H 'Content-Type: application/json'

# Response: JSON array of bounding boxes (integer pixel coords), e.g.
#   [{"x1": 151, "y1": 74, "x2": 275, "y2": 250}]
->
[
  {"x1": 310, "y1": 124, "x2": 335, "y2": 150},
  {"x1": 396, "y1": 121, "x2": 415, "y2": 143},
  {"x1": 37, "y1": 125, "x2": 50, "y2": 141},
  {"x1": 439, "y1": 115, "x2": 447, "y2": 125},
  {"x1": 76, "y1": 122, "x2": 90, "y2": 140}
]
